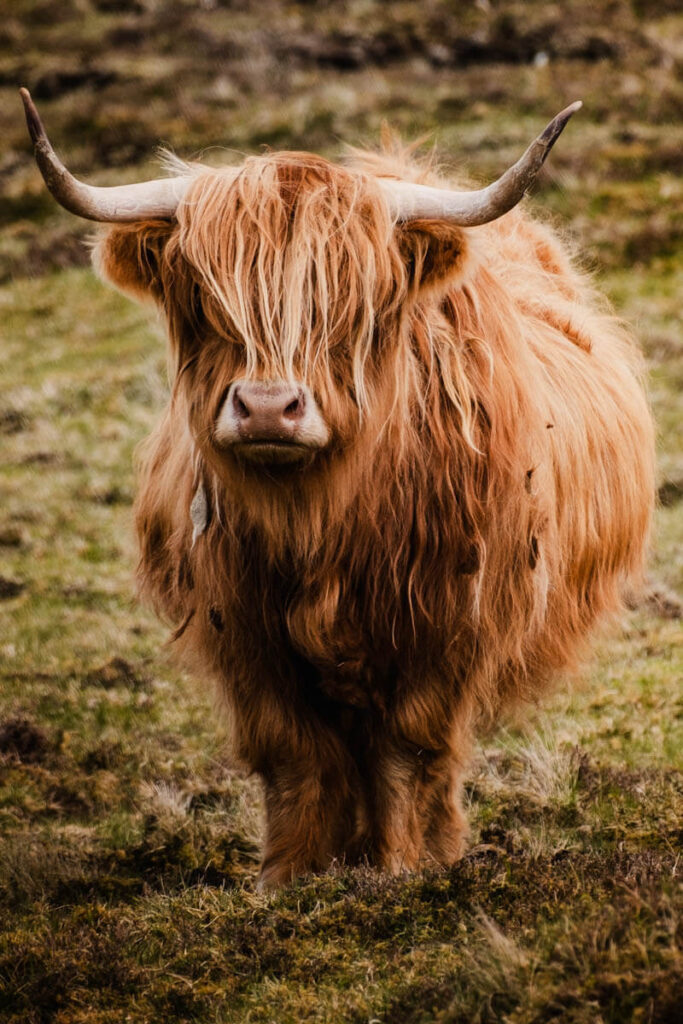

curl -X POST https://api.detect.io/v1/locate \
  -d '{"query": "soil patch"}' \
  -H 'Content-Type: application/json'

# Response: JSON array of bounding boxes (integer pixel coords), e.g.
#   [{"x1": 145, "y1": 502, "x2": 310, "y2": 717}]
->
[
  {"x1": 0, "y1": 576, "x2": 26, "y2": 599},
  {"x1": 83, "y1": 657, "x2": 151, "y2": 690},
  {"x1": 0, "y1": 716, "x2": 52, "y2": 763}
]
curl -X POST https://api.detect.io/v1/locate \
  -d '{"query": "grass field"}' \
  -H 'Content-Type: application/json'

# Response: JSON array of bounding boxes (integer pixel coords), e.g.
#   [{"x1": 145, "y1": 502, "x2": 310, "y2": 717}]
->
[{"x1": 1, "y1": 2, "x2": 681, "y2": 1021}]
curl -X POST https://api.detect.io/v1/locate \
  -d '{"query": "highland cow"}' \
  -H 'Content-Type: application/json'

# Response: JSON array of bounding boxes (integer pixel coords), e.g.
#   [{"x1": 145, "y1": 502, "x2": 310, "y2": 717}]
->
[{"x1": 21, "y1": 90, "x2": 654, "y2": 887}]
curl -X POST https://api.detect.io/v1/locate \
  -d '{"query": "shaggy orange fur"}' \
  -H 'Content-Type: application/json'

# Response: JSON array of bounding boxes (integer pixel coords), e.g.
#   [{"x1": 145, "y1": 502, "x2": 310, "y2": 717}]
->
[{"x1": 95, "y1": 142, "x2": 655, "y2": 887}]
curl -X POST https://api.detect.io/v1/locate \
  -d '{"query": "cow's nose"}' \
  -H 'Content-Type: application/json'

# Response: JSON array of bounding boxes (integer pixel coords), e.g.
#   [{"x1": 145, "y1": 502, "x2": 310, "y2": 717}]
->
[
  {"x1": 214, "y1": 377, "x2": 330, "y2": 458},
  {"x1": 230, "y1": 381, "x2": 306, "y2": 437}
]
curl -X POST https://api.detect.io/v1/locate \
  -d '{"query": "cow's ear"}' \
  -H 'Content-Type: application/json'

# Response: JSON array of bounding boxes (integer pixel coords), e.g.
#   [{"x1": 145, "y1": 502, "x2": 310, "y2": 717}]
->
[
  {"x1": 396, "y1": 219, "x2": 471, "y2": 295},
  {"x1": 93, "y1": 221, "x2": 175, "y2": 302}
]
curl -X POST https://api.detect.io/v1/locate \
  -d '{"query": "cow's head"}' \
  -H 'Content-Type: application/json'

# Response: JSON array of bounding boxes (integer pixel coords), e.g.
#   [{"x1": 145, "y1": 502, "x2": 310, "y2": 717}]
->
[{"x1": 20, "y1": 89, "x2": 580, "y2": 488}]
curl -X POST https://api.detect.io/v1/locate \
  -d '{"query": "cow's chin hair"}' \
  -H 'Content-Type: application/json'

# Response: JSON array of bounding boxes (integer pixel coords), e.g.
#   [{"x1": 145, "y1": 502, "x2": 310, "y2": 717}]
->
[
  {"x1": 230, "y1": 441, "x2": 319, "y2": 469},
  {"x1": 204, "y1": 427, "x2": 372, "y2": 558}
]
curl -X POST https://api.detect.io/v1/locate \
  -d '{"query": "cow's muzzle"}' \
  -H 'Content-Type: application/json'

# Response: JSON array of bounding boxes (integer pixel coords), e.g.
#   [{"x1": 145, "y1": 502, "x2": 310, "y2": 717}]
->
[{"x1": 214, "y1": 379, "x2": 330, "y2": 466}]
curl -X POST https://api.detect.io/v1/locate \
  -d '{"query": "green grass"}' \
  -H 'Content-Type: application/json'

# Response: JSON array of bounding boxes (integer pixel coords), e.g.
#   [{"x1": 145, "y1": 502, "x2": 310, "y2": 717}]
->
[{"x1": 1, "y1": 2, "x2": 682, "y2": 1022}]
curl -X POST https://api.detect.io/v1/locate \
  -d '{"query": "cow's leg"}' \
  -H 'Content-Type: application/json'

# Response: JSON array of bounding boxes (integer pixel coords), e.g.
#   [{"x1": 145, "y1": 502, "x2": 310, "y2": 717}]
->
[
  {"x1": 360, "y1": 742, "x2": 468, "y2": 872},
  {"x1": 364, "y1": 742, "x2": 424, "y2": 873},
  {"x1": 225, "y1": 650, "x2": 360, "y2": 887},
  {"x1": 358, "y1": 685, "x2": 471, "y2": 873},
  {"x1": 420, "y1": 755, "x2": 469, "y2": 866},
  {"x1": 257, "y1": 738, "x2": 359, "y2": 889}
]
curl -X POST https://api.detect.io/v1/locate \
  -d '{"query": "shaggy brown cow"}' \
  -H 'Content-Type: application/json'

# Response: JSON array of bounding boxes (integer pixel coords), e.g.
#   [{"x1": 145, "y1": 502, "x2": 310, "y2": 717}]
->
[{"x1": 21, "y1": 90, "x2": 654, "y2": 887}]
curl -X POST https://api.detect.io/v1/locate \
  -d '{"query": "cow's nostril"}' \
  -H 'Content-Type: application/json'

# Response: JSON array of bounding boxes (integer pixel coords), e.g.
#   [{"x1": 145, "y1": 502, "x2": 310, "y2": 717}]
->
[
  {"x1": 233, "y1": 392, "x2": 250, "y2": 420},
  {"x1": 283, "y1": 396, "x2": 303, "y2": 418}
]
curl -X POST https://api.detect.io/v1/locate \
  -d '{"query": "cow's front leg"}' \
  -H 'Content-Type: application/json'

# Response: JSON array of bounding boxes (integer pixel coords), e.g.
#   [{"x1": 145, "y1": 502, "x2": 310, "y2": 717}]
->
[
  {"x1": 364, "y1": 742, "x2": 424, "y2": 874},
  {"x1": 362, "y1": 741, "x2": 468, "y2": 873},
  {"x1": 258, "y1": 744, "x2": 357, "y2": 889},
  {"x1": 420, "y1": 754, "x2": 469, "y2": 866},
  {"x1": 361, "y1": 682, "x2": 471, "y2": 873},
  {"x1": 227, "y1": 653, "x2": 360, "y2": 887}
]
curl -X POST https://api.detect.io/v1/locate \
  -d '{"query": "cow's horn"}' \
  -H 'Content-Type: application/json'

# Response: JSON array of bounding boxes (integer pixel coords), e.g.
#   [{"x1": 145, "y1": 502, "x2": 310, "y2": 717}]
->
[
  {"x1": 380, "y1": 101, "x2": 582, "y2": 226},
  {"x1": 20, "y1": 87, "x2": 191, "y2": 222}
]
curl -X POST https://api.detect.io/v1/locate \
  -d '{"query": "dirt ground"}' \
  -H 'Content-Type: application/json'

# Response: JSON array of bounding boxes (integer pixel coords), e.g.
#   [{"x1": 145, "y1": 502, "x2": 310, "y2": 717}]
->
[{"x1": 0, "y1": 2, "x2": 681, "y2": 1022}]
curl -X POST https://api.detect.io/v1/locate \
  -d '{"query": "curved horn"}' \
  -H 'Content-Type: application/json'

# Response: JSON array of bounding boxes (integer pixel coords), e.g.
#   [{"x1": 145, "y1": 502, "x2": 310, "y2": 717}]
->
[
  {"x1": 380, "y1": 101, "x2": 582, "y2": 226},
  {"x1": 20, "y1": 87, "x2": 191, "y2": 222}
]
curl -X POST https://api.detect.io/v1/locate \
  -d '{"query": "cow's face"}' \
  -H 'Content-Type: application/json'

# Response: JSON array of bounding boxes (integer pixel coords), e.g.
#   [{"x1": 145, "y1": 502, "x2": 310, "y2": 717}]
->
[
  {"x1": 24, "y1": 89, "x2": 578, "y2": 480},
  {"x1": 95, "y1": 154, "x2": 471, "y2": 481}
]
